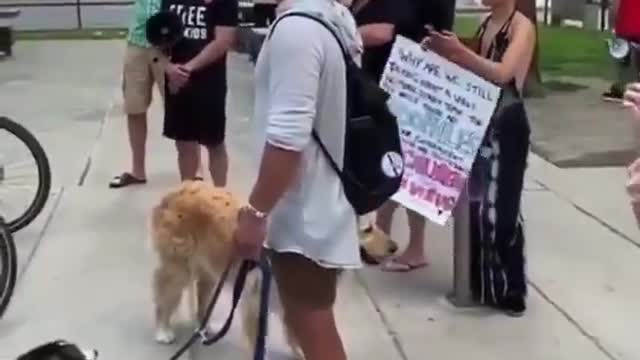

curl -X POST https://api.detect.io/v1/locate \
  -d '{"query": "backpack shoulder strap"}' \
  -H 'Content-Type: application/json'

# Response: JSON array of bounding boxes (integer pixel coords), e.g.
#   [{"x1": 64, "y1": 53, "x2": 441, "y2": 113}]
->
[
  {"x1": 267, "y1": 11, "x2": 353, "y2": 66},
  {"x1": 266, "y1": 11, "x2": 351, "y2": 177}
]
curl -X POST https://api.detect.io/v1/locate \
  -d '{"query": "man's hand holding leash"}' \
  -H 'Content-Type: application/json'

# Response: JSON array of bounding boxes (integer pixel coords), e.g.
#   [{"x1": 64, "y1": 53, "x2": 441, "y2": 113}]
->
[{"x1": 233, "y1": 204, "x2": 268, "y2": 261}]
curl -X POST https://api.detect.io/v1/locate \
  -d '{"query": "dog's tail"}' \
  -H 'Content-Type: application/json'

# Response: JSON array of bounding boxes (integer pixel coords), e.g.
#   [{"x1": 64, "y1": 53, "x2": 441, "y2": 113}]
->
[{"x1": 240, "y1": 268, "x2": 264, "y2": 351}]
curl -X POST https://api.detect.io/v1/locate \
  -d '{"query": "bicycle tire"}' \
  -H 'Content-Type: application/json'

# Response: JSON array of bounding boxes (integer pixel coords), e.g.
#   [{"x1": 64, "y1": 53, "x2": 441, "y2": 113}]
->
[
  {"x1": 0, "y1": 218, "x2": 17, "y2": 318},
  {"x1": 0, "y1": 116, "x2": 52, "y2": 234}
]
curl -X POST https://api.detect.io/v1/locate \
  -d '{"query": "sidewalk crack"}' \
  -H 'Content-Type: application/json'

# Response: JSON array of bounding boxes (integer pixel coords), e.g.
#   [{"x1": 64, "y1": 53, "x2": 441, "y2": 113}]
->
[{"x1": 354, "y1": 271, "x2": 409, "y2": 360}]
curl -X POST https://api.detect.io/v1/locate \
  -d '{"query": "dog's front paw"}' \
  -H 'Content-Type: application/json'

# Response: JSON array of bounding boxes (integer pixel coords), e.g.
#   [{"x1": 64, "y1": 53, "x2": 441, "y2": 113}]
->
[{"x1": 155, "y1": 327, "x2": 177, "y2": 344}]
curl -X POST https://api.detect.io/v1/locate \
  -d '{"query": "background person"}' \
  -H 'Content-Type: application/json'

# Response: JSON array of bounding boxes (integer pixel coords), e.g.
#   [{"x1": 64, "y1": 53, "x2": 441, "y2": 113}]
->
[
  {"x1": 624, "y1": 83, "x2": 640, "y2": 223},
  {"x1": 232, "y1": 0, "x2": 363, "y2": 359},
  {"x1": 353, "y1": 0, "x2": 454, "y2": 272},
  {"x1": 423, "y1": 0, "x2": 535, "y2": 316},
  {"x1": 162, "y1": 0, "x2": 238, "y2": 184},
  {"x1": 110, "y1": 0, "x2": 166, "y2": 189}
]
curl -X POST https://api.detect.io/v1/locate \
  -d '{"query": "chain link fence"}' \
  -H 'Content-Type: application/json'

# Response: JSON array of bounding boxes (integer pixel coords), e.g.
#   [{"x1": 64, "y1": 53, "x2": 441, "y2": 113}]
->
[{"x1": 0, "y1": 1, "x2": 134, "y2": 31}]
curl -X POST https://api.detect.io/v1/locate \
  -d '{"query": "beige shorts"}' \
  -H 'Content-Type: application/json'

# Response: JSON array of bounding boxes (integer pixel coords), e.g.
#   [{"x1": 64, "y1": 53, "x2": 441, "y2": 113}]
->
[{"x1": 122, "y1": 44, "x2": 167, "y2": 115}]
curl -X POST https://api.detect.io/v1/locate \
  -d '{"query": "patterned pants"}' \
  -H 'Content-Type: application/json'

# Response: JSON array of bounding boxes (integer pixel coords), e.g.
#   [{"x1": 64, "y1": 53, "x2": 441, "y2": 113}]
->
[{"x1": 469, "y1": 106, "x2": 530, "y2": 307}]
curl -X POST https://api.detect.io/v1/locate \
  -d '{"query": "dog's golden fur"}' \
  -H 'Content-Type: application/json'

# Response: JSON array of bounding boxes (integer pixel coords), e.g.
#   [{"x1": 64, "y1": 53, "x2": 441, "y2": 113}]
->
[{"x1": 150, "y1": 180, "x2": 397, "y2": 356}]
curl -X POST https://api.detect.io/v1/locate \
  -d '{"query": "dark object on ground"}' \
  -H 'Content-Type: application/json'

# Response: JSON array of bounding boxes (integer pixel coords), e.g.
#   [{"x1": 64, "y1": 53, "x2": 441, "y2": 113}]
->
[
  {"x1": 146, "y1": 10, "x2": 184, "y2": 51},
  {"x1": 602, "y1": 86, "x2": 624, "y2": 103},
  {"x1": 0, "y1": 9, "x2": 20, "y2": 57},
  {"x1": 17, "y1": 340, "x2": 98, "y2": 360}
]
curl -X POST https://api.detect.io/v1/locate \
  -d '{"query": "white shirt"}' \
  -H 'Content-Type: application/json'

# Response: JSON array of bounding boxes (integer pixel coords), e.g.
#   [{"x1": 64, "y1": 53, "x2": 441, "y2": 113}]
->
[{"x1": 253, "y1": 0, "x2": 362, "y2": 268}]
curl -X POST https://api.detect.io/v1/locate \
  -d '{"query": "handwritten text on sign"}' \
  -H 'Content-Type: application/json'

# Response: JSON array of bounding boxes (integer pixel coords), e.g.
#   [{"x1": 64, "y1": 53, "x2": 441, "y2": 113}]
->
[{"x1": 381, "y1": 36, "x2": 500, "y2": 225}]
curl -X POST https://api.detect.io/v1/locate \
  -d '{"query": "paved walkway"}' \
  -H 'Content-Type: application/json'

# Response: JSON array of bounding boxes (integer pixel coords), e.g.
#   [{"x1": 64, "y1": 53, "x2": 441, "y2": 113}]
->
[{"x1": 1, "y1": 41, "x2": 639, "y2": 360}]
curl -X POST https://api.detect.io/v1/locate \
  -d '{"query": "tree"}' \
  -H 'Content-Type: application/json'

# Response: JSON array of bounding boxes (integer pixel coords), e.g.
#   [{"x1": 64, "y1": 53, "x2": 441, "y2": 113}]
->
[{"x1": 517, "y1": 0, "x2": 544, "y2": 96}]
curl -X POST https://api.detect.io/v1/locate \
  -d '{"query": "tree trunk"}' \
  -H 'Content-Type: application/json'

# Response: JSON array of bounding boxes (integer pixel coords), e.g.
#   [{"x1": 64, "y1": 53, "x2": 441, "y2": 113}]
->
[{"x1": 517, "y1": 0, "x2": 544, "y2": 97}]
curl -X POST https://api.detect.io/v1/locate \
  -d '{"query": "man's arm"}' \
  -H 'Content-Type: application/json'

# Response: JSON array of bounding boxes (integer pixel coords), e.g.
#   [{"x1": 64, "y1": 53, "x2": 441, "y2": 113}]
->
[
  {"x1": 185, "y1": 0, "x2": 238, "y2": 71},
  {"x1": 247, "y1": 17, "x2": 323, "y2": 213},
  {"x1": 356, "y1": 0, "x2": 406, "y2": 47},
  {"x1": 186, "y1": 26, "x2": 236, "y2": 71},
  {"x1": 359, "y1": 23, "x2": 394, "y2": 47}
]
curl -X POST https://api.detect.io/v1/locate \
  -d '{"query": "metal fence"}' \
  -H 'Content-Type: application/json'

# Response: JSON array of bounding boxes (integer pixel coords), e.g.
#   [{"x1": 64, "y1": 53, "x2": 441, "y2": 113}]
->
[{"x1": 0, "y1": 1, "x2": 134, "y2": 31}]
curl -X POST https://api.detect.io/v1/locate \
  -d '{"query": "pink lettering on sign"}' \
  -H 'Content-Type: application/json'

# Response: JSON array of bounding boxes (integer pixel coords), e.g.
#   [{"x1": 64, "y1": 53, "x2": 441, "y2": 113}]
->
[
  {"x1": 411, "y1": 155, "x2": 464, "y2": 189},
  {"x1": 406, "y1": 180, "x2": 456, "y2": 212}
]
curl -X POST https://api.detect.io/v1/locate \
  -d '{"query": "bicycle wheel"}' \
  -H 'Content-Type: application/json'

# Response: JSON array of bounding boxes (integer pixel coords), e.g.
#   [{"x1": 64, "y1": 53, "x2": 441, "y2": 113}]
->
[
  {"x1": 0, "y1": 116, "x2": 52, "y2": 233},
  {"x1": 0, "y1": 217, "x2": 17, "y2": 318}
]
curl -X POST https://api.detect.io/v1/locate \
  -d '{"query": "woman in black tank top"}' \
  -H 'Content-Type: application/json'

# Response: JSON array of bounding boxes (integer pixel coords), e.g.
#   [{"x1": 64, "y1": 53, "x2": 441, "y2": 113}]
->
[{"x1": 422, "y1": 0, "x2": 536, "y2": 316}]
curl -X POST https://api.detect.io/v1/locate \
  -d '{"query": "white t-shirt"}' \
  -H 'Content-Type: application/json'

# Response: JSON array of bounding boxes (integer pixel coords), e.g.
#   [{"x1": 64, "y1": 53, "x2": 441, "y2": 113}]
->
[{"x1": 253, "y1": 0, "x2": 362, "y2": 269}]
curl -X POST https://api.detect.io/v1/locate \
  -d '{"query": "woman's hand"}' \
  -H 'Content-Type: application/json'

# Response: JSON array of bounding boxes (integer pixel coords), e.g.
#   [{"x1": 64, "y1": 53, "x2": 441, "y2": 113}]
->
[
  {"x1": 165, "y1": 63, "x2": 190, "y2": 94},
  {"x1": 421, "y1": 28, "x2": 465, "y2": 62},
  {"x1": 624, "y1": 83, "x2": 640, "y2": 121}
]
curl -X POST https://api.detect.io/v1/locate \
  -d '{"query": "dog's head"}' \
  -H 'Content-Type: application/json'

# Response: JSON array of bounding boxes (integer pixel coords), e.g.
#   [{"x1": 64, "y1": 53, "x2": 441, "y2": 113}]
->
[
  {"x1": 17, "y1": 340, "x2": 98, "y2": 360},
  {"x1": 358, "y1": 224, "x2": 398, "y2": 265}
]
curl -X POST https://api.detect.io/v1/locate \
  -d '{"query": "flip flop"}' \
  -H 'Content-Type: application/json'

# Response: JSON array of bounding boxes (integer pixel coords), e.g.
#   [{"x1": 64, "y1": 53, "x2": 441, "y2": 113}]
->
[
  {"x1": 381, "y1": 259, "x2": 428, "y2": 273},
  {"x1": 109, "y1": 172, "x2": 147, "y2": 189}
]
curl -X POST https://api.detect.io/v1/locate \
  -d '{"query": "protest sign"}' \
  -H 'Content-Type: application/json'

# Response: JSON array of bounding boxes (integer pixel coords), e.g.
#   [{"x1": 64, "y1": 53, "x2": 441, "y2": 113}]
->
[{"x1": 380, "y1": 35, "x2": 501, "y2": 225}]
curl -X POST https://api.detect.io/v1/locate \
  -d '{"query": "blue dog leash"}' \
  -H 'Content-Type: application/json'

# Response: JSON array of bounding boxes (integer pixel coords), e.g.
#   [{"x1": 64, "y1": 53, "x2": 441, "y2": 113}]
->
[{"x1": 169, "y1": 254, "x2": 272, "y2": 360}]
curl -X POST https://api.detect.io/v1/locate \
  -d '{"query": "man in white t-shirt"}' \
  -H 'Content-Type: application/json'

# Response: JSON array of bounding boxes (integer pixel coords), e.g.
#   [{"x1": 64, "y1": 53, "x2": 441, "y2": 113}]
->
[{"x1": 232, "y1": 1, "x2": 362, "y2": 359}]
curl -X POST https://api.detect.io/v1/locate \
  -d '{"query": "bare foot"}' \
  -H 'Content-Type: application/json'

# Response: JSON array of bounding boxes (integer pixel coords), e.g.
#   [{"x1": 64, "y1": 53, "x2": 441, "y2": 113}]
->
[{"x1": 381, "y1": 251, "x2": 428, "y2": 273}]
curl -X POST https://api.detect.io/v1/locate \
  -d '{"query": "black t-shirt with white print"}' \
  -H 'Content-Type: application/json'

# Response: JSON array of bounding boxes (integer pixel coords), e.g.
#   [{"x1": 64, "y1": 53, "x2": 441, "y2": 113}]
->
[{"x1": 163, "y1": 0, "x2": 238, "y2": 80}]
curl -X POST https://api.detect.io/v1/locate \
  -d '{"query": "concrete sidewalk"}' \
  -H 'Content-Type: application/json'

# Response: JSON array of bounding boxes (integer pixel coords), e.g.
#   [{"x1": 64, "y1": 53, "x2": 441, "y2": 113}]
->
[{"x1": 1, "y1": 47, "x2": 639, "y2": 360}]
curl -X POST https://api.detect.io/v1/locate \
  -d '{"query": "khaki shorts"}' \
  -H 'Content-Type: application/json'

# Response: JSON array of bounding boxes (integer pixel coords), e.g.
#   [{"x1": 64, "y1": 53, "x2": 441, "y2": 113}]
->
[
  {"x1": 122, "y1": 44, "x2": 167, "y2": 115},
  {"x1": 269, "y1": 251, "x2": 341, "y2": 309}
]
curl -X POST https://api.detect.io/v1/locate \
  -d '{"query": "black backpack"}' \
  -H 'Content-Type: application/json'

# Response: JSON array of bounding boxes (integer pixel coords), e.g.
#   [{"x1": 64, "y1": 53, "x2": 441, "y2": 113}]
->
[{"x1": 268, "y1": 12, "x2": 404, "y2": 215}]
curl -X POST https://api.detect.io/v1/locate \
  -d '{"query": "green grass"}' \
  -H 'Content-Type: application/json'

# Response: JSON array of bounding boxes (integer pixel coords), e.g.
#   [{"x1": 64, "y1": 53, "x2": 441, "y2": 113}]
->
[
  {"x1": 16, "y1": 28, "x2": 128, "y2": 41},
  {"x1": 453, "y1": 17, "x2": 612, "y2": 80},
  {"x1": 15, "y1": 19, "x2": 614, "y2": 80}
]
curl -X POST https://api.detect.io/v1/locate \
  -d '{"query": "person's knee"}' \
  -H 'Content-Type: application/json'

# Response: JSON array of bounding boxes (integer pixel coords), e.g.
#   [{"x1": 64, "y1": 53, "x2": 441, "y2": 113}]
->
[
  {"x1": 271, "y1": 252, "x2": 344, "y2": 359},
  {"x1": 175, "y1": 141, "x2": 199, "y2": 155},
  {"x1": 271, "y1": 252, "x2": 339, "y2": 309},
  {"x1": 127, "y1": 113, "x2": 147, "y2": 123},
  {"x1": 207, "y1": 142, "x2": 227, "y2": 159}
]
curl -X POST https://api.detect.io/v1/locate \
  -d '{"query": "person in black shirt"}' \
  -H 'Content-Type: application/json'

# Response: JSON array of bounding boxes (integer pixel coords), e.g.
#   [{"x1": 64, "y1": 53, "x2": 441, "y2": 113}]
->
[
  {"x1": 353, "y1": 0, "x2": 454, "y2": 272},
  {"x1": 352, "y1": 0, "x2": 412, "y2": 82},
  {"x1": 403, "y1": 0, "x2": 456, "y2": 42},
  {"x1": 163, "y1": 0, "x2": 238, "y2": 185}
]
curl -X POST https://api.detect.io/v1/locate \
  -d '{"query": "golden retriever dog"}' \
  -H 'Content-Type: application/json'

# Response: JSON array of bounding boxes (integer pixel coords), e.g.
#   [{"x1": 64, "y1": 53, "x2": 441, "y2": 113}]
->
[{"x1": 149, "y1": 180, "x2": 397, "y2": 356}]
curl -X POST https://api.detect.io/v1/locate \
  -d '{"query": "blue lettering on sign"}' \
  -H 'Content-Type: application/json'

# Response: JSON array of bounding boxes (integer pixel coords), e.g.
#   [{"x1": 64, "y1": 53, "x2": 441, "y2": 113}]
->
[{"x1": 394, "y1": 101, "x2": 482, "y2": 156}]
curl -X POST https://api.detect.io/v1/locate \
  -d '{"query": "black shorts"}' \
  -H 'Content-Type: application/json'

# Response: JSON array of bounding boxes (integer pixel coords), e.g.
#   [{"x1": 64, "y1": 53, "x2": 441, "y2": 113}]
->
[{"x1": 163, "y1": 73, "x2": 227, "y2": 147}]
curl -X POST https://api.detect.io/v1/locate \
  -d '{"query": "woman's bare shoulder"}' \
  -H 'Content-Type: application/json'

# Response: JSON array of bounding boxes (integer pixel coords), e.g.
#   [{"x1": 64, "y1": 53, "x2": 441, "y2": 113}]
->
[{"x1": 512, "y1": 12, "x2": 536, "y2": 33}]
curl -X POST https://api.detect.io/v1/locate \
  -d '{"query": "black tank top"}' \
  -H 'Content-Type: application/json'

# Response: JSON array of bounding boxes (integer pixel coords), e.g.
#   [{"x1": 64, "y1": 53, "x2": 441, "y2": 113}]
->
[{"x1": 474, "y1": 10, "x2": 522, "y2": 101}]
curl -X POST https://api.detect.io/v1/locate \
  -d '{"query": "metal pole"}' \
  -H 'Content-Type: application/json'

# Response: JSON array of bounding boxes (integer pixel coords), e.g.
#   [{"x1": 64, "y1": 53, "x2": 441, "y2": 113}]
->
[
  {"x1": 446, "y1": 185, "x2": 475, "y2": 307},
  {"x1": 75, "y1": 0, "x2": 83, "y2": 29},
  {"x1": 543, "y1": 0, "x2": 550, "y2": 25}
]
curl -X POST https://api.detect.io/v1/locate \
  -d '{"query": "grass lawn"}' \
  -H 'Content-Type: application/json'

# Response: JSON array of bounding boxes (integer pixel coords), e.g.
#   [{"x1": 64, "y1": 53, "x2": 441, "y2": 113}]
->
[{"x1": 454, "y1": 16, "x2": 613, "y2": 81}]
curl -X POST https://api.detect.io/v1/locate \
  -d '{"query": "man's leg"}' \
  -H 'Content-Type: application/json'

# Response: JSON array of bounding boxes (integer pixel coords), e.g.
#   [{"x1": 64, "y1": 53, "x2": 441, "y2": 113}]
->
[
  {"x1": 175, "y1": 141, "x2": 200, "y2": 181},
  {"x1": 403, "y1": 209, "x2": 427, "y2": 263},
  {"x1": 374, "y1": 200, "x2": 398, "y2": 234},
  {"x1": 206, "y1": 142, "x2": 228, "y2": 187},
  {"x1": 377, "y1": 202, "x2": 428, "y2": 271},
  {"x1": 128, "y1": 113, "x2": 148, "y2": 180},
  {"x1": 111, "y1": 45, "x2": 154, "y2": 188},
  {"x1": 270, "y1": 251, "x2": 347, "y2": 360}
]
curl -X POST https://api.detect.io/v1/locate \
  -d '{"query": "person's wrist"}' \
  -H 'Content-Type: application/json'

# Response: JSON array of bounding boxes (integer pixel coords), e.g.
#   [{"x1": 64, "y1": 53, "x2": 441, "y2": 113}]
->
[{"x1": 239, "y1": 203, "x2": 268, "y2": 223}]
